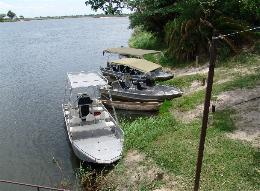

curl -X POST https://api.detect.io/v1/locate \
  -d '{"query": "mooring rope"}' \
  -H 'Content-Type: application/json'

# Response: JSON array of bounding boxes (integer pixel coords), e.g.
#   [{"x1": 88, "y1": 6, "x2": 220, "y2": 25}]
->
[
  {"x1": 0, "y1": 179, "x2": 70, "y2": 191},
  {"x1": 213, "y1": 26, "x2": 260, "y2": 40}
]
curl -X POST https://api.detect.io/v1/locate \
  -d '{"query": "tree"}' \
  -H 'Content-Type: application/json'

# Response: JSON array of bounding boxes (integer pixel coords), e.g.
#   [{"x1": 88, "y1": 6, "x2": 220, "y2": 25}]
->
[
  {"x1": 85, "y1": 0, "x2": 126, "y2": 15},
  {"x1": 85, "y1": 0, "x2": 260, "y2": 61},
  {"x1": 165, "y1": 0, "x2": 259, "y2": 60},
  {"x1": 0, "y1": 14, "x2": 6, "y2": 19},
  {"x1": 0, "y1": 14, "x2": 5, "y2": 22},
  {"x1": 7, "y1": 10, "x2": 16, "y2": 19}
]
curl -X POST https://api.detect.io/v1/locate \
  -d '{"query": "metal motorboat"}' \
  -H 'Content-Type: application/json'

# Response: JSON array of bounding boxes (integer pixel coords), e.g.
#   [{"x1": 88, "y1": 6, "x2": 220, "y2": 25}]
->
[
  {"x1": 101, "y1": 58, "x2": 173, "y2": 81},
  {"x1": 102, "y1": 48, "x2": 174, "y2": 81},
  {"x1": 100, "y1": 79, "x2": 182, "y2": 102},
  {"x1": 62, "y1": 72, "x2": 123, "y2": 164}
]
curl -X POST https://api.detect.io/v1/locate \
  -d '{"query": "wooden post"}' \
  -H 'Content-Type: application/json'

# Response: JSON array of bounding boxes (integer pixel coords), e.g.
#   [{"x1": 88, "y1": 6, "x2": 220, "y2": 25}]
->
[
  {"x1": 212, "y1": 105, "x2": 216, "y2": 113},
  {"x1": 201, "y1": 78, "x2": 206, "y2": 86},
  {"x1": 196, "y1": 56, "x2": 199, "y2": 67},
  {"x1": 193, "y1": 36, "x2": 217, "y2": 191}
]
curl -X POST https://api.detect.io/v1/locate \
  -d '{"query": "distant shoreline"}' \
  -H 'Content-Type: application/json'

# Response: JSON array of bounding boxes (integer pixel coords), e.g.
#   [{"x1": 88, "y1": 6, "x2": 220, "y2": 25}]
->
[{"x1": 0, "y1": 14, "x2": 129, "y2": 23}]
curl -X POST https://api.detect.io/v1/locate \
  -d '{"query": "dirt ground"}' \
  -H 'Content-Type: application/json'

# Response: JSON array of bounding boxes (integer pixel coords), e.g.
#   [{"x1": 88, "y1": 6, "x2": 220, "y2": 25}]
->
[
  {"x1": 217, "y1": 86, "x2": 260, "y2": 147},
  {"x1": 173, "y1": 85, "x2": 260, "y2": 147},
  {"x1": 170, "y1": 64, "x2": 209, "y2": 77},
  {"x1": 105, "y1": 150, "x2": 181, "y2": 191},
  {"x1": 168, "y1": 61, "x2": 260, "y2": 147}
]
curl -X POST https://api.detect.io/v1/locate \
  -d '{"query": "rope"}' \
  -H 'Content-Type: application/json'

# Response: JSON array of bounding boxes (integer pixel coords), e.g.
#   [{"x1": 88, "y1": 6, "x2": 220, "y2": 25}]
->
[
  {"x1": 0, "y1": 179, "x2": 70, "y2": 191},
  {"x1": 212, "y1": 26, "x2": 260, "y2": 40}
]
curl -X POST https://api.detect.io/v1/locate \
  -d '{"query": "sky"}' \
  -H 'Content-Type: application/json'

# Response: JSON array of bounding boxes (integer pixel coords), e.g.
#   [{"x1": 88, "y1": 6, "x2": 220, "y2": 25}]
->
[{"x1": 0, "y1": 0, "x2": 102, "y2": 17}]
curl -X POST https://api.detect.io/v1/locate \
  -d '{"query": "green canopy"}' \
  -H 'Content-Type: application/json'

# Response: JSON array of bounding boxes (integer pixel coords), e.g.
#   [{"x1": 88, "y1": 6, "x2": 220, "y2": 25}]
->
[
  {"x1": 104, "y1": 47, "x2": 161, "y2": 58},
  {"x1": 110, "y1": 58, "x2": 161, "y2": 73}
]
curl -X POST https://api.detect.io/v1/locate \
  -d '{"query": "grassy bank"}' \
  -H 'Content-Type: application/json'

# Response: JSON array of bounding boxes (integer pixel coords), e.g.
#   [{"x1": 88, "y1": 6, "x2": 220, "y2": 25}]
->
[{"x1": 98, "y1": 52, "x2": 260, "y2": 191}]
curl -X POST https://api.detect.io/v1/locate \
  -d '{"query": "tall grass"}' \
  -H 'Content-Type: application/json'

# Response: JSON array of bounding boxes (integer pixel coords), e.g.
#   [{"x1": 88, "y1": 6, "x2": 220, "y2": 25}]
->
[{"x1": 129, "y1": 27, "x2": 160, "y2": 50}]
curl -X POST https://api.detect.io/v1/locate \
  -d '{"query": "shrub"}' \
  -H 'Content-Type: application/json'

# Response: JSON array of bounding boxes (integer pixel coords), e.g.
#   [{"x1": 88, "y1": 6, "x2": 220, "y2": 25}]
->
[{"x1": 129, "y1": 27, "x2": 160, "y2": 50}]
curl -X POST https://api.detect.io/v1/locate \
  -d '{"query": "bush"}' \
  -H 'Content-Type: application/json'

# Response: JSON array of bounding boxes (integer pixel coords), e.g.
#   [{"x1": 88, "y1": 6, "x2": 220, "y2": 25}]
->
[
  {"x1": 129, "y1": 27, "x2": 160, "y2": 50},
  {"x1": 164, "y1": 0, "x2": 258, "y2": 61}
]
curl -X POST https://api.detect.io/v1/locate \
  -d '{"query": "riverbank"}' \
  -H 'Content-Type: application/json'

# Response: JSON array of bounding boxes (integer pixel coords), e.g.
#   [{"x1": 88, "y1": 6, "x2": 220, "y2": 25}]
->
[{"x1": 81, "y1": 48, "x2": 260, "y2": 190}]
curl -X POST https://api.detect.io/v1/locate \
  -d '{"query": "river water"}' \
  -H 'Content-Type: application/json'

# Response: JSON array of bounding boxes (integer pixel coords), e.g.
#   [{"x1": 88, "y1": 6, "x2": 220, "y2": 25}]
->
[{"x1": 0, "y1": 17, "x2": 131, "y2": 190}]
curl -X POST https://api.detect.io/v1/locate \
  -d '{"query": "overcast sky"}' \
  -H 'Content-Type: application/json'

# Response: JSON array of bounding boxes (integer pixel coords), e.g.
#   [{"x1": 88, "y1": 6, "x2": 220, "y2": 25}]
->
[{"x1": 0, "y1": 0, "x2": 102, "y2": 17}]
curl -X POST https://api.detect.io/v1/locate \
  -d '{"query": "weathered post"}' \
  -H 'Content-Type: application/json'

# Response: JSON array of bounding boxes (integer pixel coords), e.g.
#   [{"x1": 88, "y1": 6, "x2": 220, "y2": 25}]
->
[
  {"x1": 196, "y1": 56, "x2": 199, "y2": 67},
  {"x1": 193, "y1": 35, "x2": 217, "y2": 191}
]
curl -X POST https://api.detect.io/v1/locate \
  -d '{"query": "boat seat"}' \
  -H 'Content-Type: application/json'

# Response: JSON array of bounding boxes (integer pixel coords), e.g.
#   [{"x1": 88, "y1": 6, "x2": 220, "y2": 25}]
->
[
  {"x1": 70, "y1": 116, "x2": 81, "y2": 127},
  {"x1": 136, "y1": 82, "x2": 146, "y2": 90},
  {"x1": 85, "y1": 114, "x2": 95, "y2": 122},
  {"x1": 119, "y1": 81, "x2": 129, "y2": 89},
  {"x1": 145, "y1": 78, "x2": 155, "y2": 87},
  {"x1": 98, "y1": 111, "x2": 110, "y2": 120},
  {"x1": 70, "y1": 121, "x2": 115, "y2": 133}
]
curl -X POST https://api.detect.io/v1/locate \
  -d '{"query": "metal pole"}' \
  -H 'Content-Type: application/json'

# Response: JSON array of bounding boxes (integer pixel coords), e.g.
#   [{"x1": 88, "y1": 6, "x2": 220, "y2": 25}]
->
[{"x1": 193, "y1": 36, "x2": 217, "y2": 191}]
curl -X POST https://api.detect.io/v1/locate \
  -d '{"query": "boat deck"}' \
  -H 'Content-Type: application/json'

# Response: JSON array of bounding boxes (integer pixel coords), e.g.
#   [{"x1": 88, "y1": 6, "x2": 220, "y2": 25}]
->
[
  {"x1": 70, "y1": 121, "x2": 122, "y2": 163},
  {"x1": 74, "y1": 134, "x2": 122, "y2": 162}
]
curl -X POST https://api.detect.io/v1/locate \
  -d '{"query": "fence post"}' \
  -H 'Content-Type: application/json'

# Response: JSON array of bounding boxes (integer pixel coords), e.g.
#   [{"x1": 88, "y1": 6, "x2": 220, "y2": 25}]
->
[{"x1": 193, "y1": 35, "x2": 217, "y2": 191}]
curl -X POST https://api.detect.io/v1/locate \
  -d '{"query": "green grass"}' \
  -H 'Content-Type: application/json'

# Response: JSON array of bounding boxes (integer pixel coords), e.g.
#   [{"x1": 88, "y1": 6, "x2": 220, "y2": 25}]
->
[
  {"x1": 122, "y1": 113, "x2": 177, "y2": 151},
  {"x1": 170, "y1": 72, "x2": 260, "y2": 111},
  {"x1": 122, "y1": 109, "x2": 260, "y2": 190},
  {"x1": 144, "y1": 53, "x2": 204, "y2": 68},
  {"x1": 160, "y1": 73, "x2": 206, "y2": 90},
  {"x1": 119, "y1": 60, "x2": 260, "y2": 190},
  {"x1": 172, "y1": 90, "x2": 205, "y2": 111},
  {"x1": 98, "y1": 52, "x2": 260, "y2": 190},
  {"x1": 217, "y1": 52, "x2": 259, "y2": 68}
]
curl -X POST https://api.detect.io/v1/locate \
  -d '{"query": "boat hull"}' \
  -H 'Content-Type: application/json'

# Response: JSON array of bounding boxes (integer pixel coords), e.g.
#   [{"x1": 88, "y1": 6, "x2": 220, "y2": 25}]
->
[
  {"x1": 102, "y1": 100, "x2": 162, "y2": 111},
  {"x1": 101, "y1": 87, "x2": 182, "y2": 102}
]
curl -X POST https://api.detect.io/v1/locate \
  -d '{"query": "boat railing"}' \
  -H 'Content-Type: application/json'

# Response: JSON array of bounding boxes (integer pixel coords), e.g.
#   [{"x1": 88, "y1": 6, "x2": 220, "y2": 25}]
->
[{"x1": 0, "y1": 179, "x2": 70, "y2": 191}]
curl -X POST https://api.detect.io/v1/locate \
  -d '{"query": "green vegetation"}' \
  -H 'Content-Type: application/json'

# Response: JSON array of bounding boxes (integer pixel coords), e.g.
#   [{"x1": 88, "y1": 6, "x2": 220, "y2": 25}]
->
[
  {"x1": 0, "y1": 10, "x2": 17, "y2": 22},
  {"x1": 7, "y1": 10, "x2": 16, "y2": 19},
  {"x1": 82, "y1": 1, "x2": 260, "y2": 190},
  {"x1": 86, "y1": 0, "x2": 259, "y2": 63},
  {"x1": 129, "y1": 26, "x2": 160, "y2": 50},
  {"x1": 160, "y1": 73, "x2": 206, "y2": 90},
  {"x1": 86, "y1": 53, "x2": 259, "y2": 190},
  {"x1": 121, "y1": 109, "x2": 259, "y2": 190},
  {"x1": 119, "y1": 55, "x2": 260, "y2": 190},
  {"x1": 170, "y1": 72, "x2": 260, "y2": 112}
]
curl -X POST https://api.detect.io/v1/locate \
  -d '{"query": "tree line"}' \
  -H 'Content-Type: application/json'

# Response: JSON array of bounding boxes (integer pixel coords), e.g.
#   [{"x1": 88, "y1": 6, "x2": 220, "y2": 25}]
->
[
  {"x1": 85, "y1": 0, "x2": 260, "y2": 62},
  {"x1": 0, "y1": 10, "x2": 24, "y2": 22}
]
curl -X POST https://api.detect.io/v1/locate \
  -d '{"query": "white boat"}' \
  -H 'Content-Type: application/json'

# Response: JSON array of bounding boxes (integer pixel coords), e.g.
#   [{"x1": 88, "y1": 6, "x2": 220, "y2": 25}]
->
[{"x1": 62, "y1": 72, "x2": 123, "y2": 164}]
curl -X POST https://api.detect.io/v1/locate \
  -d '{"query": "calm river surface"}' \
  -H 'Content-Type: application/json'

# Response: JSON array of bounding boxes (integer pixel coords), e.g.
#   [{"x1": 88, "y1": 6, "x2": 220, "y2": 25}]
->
[{"x1": 0, "y1": 17, "x2": 131, "y2": 190}]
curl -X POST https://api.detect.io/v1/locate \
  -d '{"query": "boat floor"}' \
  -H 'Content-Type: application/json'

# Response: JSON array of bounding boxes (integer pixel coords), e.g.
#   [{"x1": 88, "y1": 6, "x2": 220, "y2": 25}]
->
[
  {"x1": 71, "y1": 122, "x2": 122, "y2": 162},
  {"x1": 74, "y1": 135, "x2": 122, "y2": 162}
]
